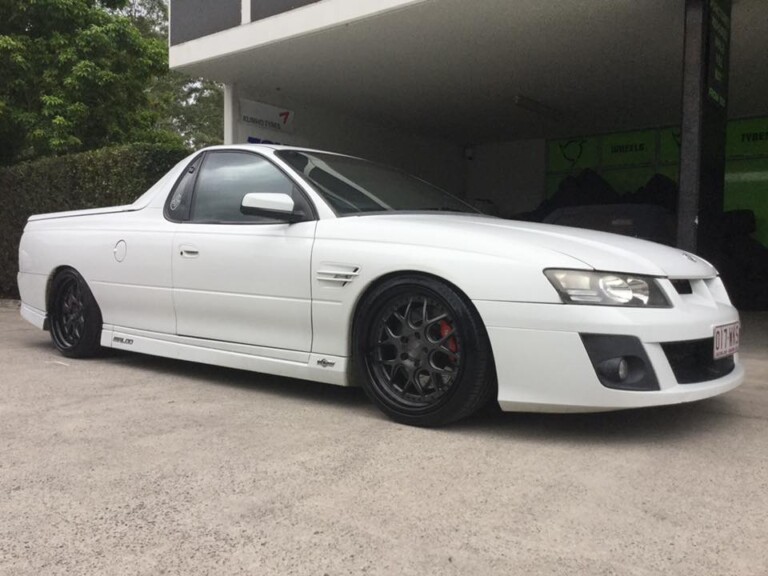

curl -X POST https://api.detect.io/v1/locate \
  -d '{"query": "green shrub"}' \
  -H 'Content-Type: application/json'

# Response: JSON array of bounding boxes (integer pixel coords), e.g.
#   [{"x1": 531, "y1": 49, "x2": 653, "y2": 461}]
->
[{"x1": 0, "y1": 143, "x2": 189, "y2": 298}]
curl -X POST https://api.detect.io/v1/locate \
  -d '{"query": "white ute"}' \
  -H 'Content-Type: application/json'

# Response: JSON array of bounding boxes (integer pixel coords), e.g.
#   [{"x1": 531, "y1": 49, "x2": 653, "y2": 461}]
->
[{"x1": 18, "y1": 145, "x2": 744, "y2": 426}]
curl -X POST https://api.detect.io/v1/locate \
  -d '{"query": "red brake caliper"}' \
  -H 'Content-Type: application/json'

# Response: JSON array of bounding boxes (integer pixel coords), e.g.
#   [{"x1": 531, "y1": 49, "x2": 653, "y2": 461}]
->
[{"x1": 439, "y1": 320, "x2": 457, "y2": 353}]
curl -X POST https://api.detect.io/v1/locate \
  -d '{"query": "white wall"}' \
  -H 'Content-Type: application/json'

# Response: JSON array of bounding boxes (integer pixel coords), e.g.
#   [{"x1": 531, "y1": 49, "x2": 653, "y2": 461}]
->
[
  {"x1": 233, "y1": 87, "x2": 467, "y2": 195},
  {"x1": 465, "y1": 139, "x2": 547, "y2": 217}
]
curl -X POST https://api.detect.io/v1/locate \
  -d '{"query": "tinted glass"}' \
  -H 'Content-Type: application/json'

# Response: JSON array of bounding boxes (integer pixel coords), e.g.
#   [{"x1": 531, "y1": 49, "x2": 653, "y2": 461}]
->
[
  {"x1": 191, "y1": 152, "x2": 297, "y2": 223},
  {"x1": 277, "y1": 150, "x2": 477, "y2": 215},
  {"x1": 166, "y1": 155, "x2": 203, "y2": 222}
]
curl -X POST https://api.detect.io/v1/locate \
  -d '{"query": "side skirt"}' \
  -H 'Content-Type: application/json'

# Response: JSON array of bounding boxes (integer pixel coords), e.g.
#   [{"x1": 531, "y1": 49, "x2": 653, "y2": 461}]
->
[
  {"x1": 100, "y1": 324, "x2": 352, "y2": 386},
  {"x1": 20, "y1": 303, "x2": 47, "y2": 330}
]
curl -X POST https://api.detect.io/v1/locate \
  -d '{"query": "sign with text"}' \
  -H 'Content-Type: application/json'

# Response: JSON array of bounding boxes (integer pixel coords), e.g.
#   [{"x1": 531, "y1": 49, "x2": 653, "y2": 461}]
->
[
  {"x1": 726, "y1": 118, "x2": 768, "y2": 158},
  {"x1": 601, "y1": 130, "x2": 655, "y2": 167},
  {"x1": 240, "y1": 98, "x2": 295, "y2": 133},
  {"x1": 707, "y1": 0, "x2": 731, "y2": 108}
]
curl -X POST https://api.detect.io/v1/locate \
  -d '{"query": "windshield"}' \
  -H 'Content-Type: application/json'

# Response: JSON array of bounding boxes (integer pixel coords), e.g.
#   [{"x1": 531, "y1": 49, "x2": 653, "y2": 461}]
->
[{"x1": 276, "y1": 150, "x2": 478, "y2": 215}]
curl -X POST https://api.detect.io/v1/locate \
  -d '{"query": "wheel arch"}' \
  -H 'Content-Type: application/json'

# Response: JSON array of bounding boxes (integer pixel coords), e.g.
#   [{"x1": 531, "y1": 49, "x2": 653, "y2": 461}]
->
[
  {"x1": 45, "y1": 265, "x2": 76, "y2": 314},
  {"x1": 46, "y1": 265, "x2": 104, "y2": 358},
  {"x1": 45, "y1": 265, "x2": 103, "y2": 324}
]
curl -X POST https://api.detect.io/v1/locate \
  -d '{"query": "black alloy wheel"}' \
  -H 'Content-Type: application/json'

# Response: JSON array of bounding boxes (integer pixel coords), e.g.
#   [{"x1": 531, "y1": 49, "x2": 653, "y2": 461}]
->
[
  {"x1": 49, "y1": 268, "x2": 103, "y2": 358},
  {"x1": 368, "y1": 294, "x2": 461, "y2": 407},
  {"x1": 354, "y1": 275, "x2": 496, "y2": 427}
]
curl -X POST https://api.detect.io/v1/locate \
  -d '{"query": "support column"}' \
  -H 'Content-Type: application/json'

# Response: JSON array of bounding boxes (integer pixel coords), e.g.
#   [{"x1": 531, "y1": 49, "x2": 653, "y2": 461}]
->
[
  {"x1": 223, "y1": 83, "x2": 238, "y2": 145},
  {"x1": 677, "y1": 0, "x2": 731, "y2": 258}
]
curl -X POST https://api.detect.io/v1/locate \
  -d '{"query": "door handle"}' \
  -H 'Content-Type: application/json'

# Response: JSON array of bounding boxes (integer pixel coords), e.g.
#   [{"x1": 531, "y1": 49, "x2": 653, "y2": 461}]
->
[{"x1": 179, "y1": 245, "x2": 199, "y2": 258}]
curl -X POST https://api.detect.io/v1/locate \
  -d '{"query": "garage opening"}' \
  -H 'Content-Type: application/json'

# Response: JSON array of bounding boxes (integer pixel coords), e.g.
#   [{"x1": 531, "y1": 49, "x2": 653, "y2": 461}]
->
[{"x1": 169, "y1": 0, "x2": 768, "y2": 309}]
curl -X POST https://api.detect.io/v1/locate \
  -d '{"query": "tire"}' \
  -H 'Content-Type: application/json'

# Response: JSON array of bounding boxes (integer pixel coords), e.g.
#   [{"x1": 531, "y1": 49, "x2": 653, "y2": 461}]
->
[
  {"x1": 49, "y1": 268, "x2": 103, "y2": 358},
  {"x1": 352, "y1": 275, "x2": 496, "y2": 427}
]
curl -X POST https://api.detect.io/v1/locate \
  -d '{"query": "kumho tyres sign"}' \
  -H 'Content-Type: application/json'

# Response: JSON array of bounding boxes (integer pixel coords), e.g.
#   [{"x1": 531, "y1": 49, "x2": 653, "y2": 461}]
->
[
  {"x1": 547, "y1": 117, "x2": 768, "y2": 246},
  {"x1": 240, "y1": 98, "x2": 295, "y2": 133}
]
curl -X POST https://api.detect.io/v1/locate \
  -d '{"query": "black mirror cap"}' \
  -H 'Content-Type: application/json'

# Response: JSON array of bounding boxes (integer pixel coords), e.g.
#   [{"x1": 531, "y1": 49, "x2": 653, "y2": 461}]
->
[{"x1": 240, "y1": 205, "x2": 306, "y2": 223}]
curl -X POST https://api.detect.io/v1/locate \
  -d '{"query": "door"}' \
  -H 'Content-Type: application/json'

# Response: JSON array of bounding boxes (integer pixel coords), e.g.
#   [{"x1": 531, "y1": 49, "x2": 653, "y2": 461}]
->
[{"x1": 170, "y1": 150, "x2": 316, "y2": 352}]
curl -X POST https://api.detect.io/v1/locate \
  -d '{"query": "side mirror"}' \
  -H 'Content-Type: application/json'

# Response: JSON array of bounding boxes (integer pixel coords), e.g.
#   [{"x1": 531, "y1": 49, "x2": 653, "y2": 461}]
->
[{"x1": 240, "y1": 192, "x2": 300, "y2": 222}]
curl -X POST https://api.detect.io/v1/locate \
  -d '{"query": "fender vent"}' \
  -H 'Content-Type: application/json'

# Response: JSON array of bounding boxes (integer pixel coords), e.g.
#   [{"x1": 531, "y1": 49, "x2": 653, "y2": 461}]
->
[{"x1": 316, "y1": 264, "x2": 360, "y2": 287}]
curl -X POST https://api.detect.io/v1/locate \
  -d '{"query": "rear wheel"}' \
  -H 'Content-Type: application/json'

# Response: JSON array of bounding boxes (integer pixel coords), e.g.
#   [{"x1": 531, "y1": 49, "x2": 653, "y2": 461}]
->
[
  {"x1": 353, "y1": 276, "x2": 495, "y2": 427},
  {"x1": 49, "y1": 268, "x2": 103, "y2": 358}
]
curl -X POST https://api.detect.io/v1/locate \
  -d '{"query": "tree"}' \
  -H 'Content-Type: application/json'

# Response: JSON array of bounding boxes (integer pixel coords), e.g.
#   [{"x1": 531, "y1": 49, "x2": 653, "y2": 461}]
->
[
  {"x1": 113, "y1": 0, "x2": 224, "y2": 149},
  {"x1": 150, "y1": 72, "x2": 224, "y2": 149},
  {"x1": 112, "y1": 0, "x2": 167, "y2": 37},
  {"x1": 0, "y1": 0, "x2": 175, "y2": 165}
]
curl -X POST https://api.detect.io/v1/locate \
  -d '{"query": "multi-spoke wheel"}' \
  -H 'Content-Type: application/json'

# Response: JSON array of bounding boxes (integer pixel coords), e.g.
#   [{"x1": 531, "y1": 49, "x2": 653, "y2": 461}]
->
[
  {"x1": 369, "y1": 294, "x2": 461, "y2": 407},
  {"x1": 354, "y1": 275, "x2": 495, "y2": 426},
  {"x1": 49, "y1": 268, "x2": 103, "y2": 358}
]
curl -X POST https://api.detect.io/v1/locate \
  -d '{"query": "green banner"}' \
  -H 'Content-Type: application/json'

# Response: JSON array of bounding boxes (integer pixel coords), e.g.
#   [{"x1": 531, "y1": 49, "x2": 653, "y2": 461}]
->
[
  {"x1": 659, "y1": 127, "x2": 682, "y2": 164},
  {"x1": 724, "y1": 158, "x2": 768, "y2": 246},
  {"x1": 547, "y1": 138, "x2": 598, "y2": 173},
  {"x1": 726, "y1": 118, "x2": 768, "y2": 158},
  {"x1": 601, "y1": 130, "x2": 655, "y2": 167},
  {"x1": 546, "y1": 118, "x2": 768, "y2": 246}
]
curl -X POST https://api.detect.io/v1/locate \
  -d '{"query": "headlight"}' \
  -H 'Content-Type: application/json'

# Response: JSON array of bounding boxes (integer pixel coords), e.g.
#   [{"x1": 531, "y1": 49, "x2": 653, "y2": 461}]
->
[{"x1": 544, "y1": 269, "x2": 670, "y2": 307}]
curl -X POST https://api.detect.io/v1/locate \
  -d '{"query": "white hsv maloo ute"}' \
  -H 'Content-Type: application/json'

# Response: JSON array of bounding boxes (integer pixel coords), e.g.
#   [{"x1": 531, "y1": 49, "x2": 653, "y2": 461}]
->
[{"x1": 18, "y1": 145, "x2": 744, "y2": 426}]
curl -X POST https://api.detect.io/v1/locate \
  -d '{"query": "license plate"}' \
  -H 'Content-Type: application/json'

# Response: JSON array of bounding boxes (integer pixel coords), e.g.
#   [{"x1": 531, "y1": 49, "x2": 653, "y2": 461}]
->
[{"x1": 713, "y1": 322, "x2": 740, "y2": 359}]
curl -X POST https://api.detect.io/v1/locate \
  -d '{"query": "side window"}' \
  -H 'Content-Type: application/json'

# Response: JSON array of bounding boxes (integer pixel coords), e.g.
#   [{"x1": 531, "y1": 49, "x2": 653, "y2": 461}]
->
[
  {"x1": 166, "y1": 155, "x2": 203, "y2": 222},
  {"x1": 190, "y1": 152, "x2": 308, "y2": 223}
]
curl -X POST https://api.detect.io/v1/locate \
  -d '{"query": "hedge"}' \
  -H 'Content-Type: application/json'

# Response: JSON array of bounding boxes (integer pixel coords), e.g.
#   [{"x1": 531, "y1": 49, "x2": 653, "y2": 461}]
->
[{"x1": 0, "y1": 143, "x2": 190, "y2": 299}]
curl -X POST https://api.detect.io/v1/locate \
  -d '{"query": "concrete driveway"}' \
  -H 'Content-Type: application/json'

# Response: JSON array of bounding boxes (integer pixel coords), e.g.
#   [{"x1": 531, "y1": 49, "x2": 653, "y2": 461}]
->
[{"x1": 1, "y1": 302, "x2": 767, "y2": 576}]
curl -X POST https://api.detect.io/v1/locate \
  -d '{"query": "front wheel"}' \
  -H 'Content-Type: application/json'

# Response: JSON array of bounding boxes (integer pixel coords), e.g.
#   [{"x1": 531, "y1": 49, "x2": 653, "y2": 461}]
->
[
  {"x1": 49, "y1": 268, "x2": 103, "y2": 358},
  {"x1": 353, "y1": 276, "x2": 496, "y2": 427}
]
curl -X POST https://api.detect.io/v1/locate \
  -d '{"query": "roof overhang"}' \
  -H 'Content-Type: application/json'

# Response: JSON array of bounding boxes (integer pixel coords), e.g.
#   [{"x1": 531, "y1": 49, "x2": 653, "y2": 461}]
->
[{"x1": 171, "y1": 0, "x2": 768, "y2": 143}]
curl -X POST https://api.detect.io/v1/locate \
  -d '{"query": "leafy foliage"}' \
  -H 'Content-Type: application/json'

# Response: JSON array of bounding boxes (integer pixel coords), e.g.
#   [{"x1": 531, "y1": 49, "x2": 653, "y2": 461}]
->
[
  {"x1": 0, "y1": 0, "x2": 176, "y2": 165},
  {"x1": 0, "y1": 143, "x2": 189, "y2": 297},
  {"x1": 112, "y1": 0, "x2": 224, "y2": 149},
  {"x1": 153, "y1": 72, "x2": 224, "y2": 149},
  {"x1": 112, "y1": 0, "x2": 168, "y2": 37},
  {"x1": 0, "y1": 0, "x2": 223, "y2": 166}
]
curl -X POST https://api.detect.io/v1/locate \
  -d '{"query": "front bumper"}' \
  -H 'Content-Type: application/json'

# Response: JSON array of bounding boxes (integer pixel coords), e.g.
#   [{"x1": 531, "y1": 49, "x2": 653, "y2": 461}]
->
[{"x1": 474, "y1": 277, "x2": 745, "y2": 413}]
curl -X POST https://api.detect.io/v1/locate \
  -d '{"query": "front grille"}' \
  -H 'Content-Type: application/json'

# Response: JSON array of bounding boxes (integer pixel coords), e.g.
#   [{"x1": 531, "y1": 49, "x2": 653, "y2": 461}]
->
[
  {"x1": 661, "y1": 338, "x2": 735, "y2": 384},
  {"x1": 670, "y1": 279, "x2": 693, "y2": 294}
]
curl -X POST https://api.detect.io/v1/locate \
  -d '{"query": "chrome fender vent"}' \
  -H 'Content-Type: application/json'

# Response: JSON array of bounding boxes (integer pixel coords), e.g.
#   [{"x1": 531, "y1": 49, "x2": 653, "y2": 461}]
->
[{"x1": 316, "y1": 264, "x2": 360, "y2": 287}]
